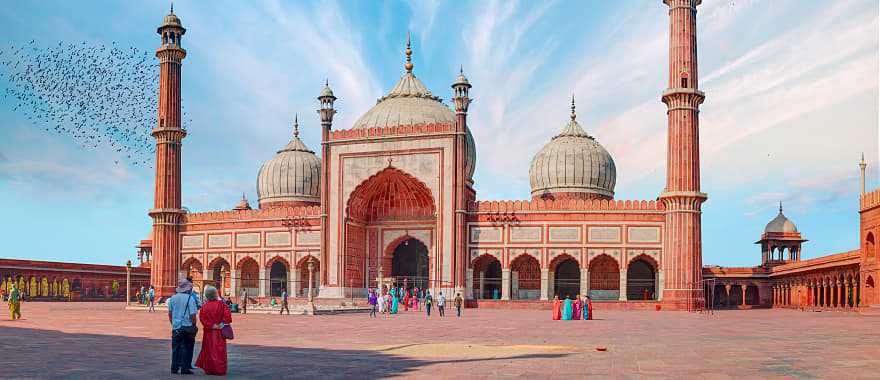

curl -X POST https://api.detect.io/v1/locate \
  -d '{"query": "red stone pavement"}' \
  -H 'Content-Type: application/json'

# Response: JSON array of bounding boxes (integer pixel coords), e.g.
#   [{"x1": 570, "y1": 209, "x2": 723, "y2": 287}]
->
[{"x1": 1, "y1": 302, "x2": 879, "y2": 379}]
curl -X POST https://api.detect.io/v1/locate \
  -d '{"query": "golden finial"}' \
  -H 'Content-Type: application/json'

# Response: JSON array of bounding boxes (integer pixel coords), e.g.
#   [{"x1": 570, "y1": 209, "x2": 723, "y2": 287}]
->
[
  {"x1": 293, "y1": 114, "x2": 299, "y2": 137},
  {"x1": 570, "y1": 94, "x2": 576, "y2": 121},
  {"x1": 405, "y1": 32, "x2": 413, "y2": 73}
]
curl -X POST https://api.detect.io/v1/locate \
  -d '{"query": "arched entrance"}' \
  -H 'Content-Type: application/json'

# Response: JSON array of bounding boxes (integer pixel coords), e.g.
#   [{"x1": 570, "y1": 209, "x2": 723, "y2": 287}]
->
[
  {"x1": 391, "y1": 238, "x2": 429, "y2": 290},
  {"x1": 238, "y1": 258, "x2": 259, "y2": 297},
  {"x1": 745, "y1": 285, "x2": 759, "y2": 305},
  {"x1": 589, "y1": 255, "x2": 620, "y2": 300},
  {"x1": 209, "y1": 258, "x2": 231, "y2": 296},
  {"x1": 269, "y1": 261, "x2": 288, "y2": 297},
  {"x1": 553, "y1": 258, "x2": 580, "y2": 299},
  {"x1": 346, "y1": 167, "x2": 436, "y2": 294},
  {"x1": 298, "y1": 258, "x2": 320, "y2": 298},
  {"x1": 472, "y1": 255, "x2": 501, "y2": 299},
  {"x1": 510, "y1": 255, "x2": 540, "y2": 300},
  {"x1": 626, "y1": 258, "x2": 656, "y2": 300}
]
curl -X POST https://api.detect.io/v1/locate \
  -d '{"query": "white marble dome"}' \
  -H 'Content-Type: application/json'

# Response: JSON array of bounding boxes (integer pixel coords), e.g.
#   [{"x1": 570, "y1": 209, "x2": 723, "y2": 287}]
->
[
  {"x1": 256, "y1": 121, "x2": 321, "y2": 207},
  {"x1": 352, "y1": 61, "x2": 476, "y2": 182},
  {"x1": 529, "y1": 101, "x2": 616, "y2": 200},
  {"x1": 764, "y1": 204, "x2": 798, "y2": 233}
]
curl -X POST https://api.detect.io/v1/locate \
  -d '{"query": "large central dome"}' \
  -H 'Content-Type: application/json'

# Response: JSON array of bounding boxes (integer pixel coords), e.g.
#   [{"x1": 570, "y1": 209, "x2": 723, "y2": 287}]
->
[
  {"x1": 529, "y1": 99, "x2": 616, "y2": 200},
  {"x1": 351, "y1": 39, "x2": 476, "y2": 181}
]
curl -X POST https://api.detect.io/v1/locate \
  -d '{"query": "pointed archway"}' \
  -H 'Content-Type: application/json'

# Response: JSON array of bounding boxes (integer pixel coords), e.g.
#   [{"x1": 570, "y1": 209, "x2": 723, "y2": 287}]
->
[{"x1": 345, "y1": 167, "x2": 436, "y2": 293}]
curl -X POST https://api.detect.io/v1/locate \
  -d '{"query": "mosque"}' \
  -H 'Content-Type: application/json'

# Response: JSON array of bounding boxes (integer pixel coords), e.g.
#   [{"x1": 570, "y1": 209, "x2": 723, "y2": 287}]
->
[{"x1": 137, "y1": 1, "x2": 880, "y2": 312}]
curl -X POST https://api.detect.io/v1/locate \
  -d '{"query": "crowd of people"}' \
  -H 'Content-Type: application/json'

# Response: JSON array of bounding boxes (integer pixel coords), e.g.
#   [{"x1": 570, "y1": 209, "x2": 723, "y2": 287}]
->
[
  {"x1": 367, "y1": 284, "x2": 464, "y2": 319},
  {"x1": 551, "y1": 294, "x2": 593, "y2": 320}
]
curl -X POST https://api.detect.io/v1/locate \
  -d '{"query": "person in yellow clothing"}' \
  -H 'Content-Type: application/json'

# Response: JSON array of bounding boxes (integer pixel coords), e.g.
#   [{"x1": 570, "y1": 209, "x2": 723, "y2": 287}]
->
[{"x1": 8, "y1": 283, "x2": 21, "y2": 320}]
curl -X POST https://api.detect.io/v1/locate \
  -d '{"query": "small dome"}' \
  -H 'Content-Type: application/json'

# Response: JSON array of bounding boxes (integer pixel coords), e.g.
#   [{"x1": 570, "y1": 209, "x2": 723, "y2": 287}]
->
[
  {"x1": 529, "y1": 98, "x2": 616, "y2": 200},
  {"x1": 319, "y1": 81, "x2": 335, "y2": 99},
  {"x1": 256, "y1": 119, "x2": 321, "y2": 207},
  {"x1": 233, "y1": 193, "x2": 252, "y2": 211},
  {"x1": 351, "y1": 44, "x2": 476, "y2": 182},
  {"x1": 765, "y1": 203, "x2": 798, "y2": 233}
]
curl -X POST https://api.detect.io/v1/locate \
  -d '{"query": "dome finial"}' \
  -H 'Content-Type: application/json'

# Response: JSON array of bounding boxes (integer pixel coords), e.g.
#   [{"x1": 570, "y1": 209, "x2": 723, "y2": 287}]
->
[
  {"x1": 405, "y1": 32, "x2": 414, "y2": 73},
  {"x1": 293, "y1": 114, "x2": 299, "y2": 138},
  {"x1": 779, "y1": 201, "x2": 783, "y2": 213},
  {"x1": 570, "y1": 94, "x2": 577, "y2": 121},
  {"x1": 170, "y1": 1, "x2": 174, "y2": 14}
]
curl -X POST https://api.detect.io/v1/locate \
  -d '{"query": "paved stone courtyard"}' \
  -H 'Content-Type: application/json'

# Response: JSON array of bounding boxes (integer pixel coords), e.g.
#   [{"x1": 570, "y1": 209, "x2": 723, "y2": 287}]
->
[{"x1": 1, "y1": 302, "x2": 879, "y2": 379}]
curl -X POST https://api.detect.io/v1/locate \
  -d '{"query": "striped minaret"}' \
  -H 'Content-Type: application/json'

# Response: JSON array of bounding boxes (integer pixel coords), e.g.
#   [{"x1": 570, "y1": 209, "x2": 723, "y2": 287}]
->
[
  {"x1": 150, "y1": 7, "x2": 187, "y2": 297},
  {"x1": 659, "y1": 0, "x2": 707, "y2": 311}
]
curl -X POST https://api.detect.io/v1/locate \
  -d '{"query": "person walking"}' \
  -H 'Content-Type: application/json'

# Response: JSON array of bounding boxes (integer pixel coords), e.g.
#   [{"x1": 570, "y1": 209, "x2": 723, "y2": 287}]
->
[
  {"x1": 280, "y1": 288, "x2": 290, "y2": 315},
  {"x1": 425, "y1": 290, "x2": 433, "y2": 317},
  {"x1": 148, "y1": 286, "x2": 156, "y2": 312},
  {"x1": 240, "y1": 288, "x2": 248, "y2": 314},
  {"x1": 368, "y1": 289, "x2": 378, "y2": 318},
  {"x1": 168, "y1": 279, "x2": 199, "y2": 375},
  {"x1": 8, "y1": 283, "x2": 21, "y2": 320},
  {"x1": 437, "y1": 292, "x2": 446, "y2": 317},
  {"x1": 454, "y1": 293, "x2": 463, "y2": 317},
  {"x1": 139, "y1": 286, "x2": 146, "y2": 305},
  {"x1": 196, "y1": 285, "x2": 232, "y2": 376}
]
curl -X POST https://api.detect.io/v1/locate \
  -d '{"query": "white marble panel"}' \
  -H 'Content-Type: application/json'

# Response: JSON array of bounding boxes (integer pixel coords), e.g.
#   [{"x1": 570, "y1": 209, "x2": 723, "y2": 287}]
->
[
  {"x1": 266, "y1": 232, "x2": 292, "y2": 247},
  {"x1": 296, "y1": 231, "x2": 321, "y2": 246},
  {"x1": 182, "y1": 235, "x2": 204, "y2": 249},
  {"x1": 588, "y1": 226, "x2": 621, "y2": 243},
  {"x1": 548, "y1": 227, "x2": 581, "y2": 242},
  {"x1": 628, "y1": 227, "x2": 660, "y2": 243},
  {"x1": 236, "y1": 233, "x2": 260, "y2": 247},
  {"x1": 208, "y1": 234, "x2": 231, "y2": 248},
  {"x1": 509, "y1": 226, "x2": 542, "y2": 242},
  {"x1": 470, "y1": 226, "x2": 503, "y2": 243}
]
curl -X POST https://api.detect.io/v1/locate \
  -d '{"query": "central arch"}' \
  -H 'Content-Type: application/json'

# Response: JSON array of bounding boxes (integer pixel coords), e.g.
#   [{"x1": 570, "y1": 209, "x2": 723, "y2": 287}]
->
[
  {"x1": 345, "y1": 167, "x2": 436, "y2": 293},
  {"x1": 589, "y1": 255, "x2": 620, "y2": 300},
  {"x1": 626, "y1": 256, "x2": 657, "y2": 300},
  {"x1": 391, "y1": 238, "x2": 429, "y2": 290},
  {"x1": 551, "y1": 255, "x2": 580, "y2": 299},
  {"x1": 269, "y1": 261, "x2": 288, "y2": 297}
]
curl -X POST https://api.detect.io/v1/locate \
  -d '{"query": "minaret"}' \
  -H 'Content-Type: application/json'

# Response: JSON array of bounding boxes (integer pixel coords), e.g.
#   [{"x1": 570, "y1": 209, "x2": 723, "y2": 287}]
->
[
  {"x1": 452, "y1": 65, "x2": 471, "y2": 297},
  {"x1": 659, "y1": 0, "x2": 707, "y2": 311},
  {"x1": 859, "y1": 153, "x2": 867, "y2": 194},
  {"x1": 317, "y1": 80, "x2": 336, "y2": 286},
  {"x1": 149, "y1": 7, "x2": 187, "y2": 297}
]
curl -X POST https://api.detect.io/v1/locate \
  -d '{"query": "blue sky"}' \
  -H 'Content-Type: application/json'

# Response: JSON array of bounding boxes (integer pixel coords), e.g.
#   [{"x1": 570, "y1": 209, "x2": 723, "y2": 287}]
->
[{"x1": 0, "y1": 0, "x2": 877, "y2": 267}]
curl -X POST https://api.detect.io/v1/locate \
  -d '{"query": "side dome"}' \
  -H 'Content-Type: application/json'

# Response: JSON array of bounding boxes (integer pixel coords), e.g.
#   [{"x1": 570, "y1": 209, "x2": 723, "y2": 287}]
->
[
  {"x1": 765, "y1": 203, "x2": 798, "y2": 233},
  {"x1": 529, "y1": 99, "x2": 616, "y2": 200},
  {"x1": 256, "y1": 118, "x2": 321, "y2": 208},
  {"x1": 351, "y1": 40, "x2": 476, "y2": 182}
]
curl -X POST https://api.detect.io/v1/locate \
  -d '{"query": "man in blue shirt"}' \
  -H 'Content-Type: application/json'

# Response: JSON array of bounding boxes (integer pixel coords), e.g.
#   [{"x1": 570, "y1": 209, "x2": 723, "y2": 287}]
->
[{"x1": 167, "y1": 279, "x2": 198, "y2": 374}]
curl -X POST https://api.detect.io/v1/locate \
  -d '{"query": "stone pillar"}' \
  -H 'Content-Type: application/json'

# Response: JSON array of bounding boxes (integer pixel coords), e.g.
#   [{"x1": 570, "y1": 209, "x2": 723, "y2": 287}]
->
[
  {"x1": 656, "y1": 270, "x2": 664, "y2": 301},
  {"x1": 258, "y1": 268, "x2": 268, "y2": 298},
  {"x1": 548, "y1": 272, "x2": 555, "y2": 299},
  {"x1": 229, "y1": 269, "x2": 238, "y2": 301},
  {"x1": 839, "y1": 281, "x2": 845, "y2": 309},
  {"x1": 580, "y1": 269, "x2": 589, "y2": 298},
  {"x1": 618, "y1": 268, "x2": 627, "y2": 301},
  {"x1": 479, "y1": 271, "x2": 485, "y2": 299},
  {"x1": 511, "y1": 271, "x2": 519, "y2": 300},
  {"x1": 203, "y1": 269, "x2": 212, "y2": 290},
  {"x1": 741, "y1": 285, "x2": 747, "y2": 306},
  {"x1": 465, "y1": 268, "x2": 474, "y2": 300},
  {"x1": 539, "y1": 269, "x2": 550, "y2": 300},
  {"x1": 501, "y1": 269, "x2": 511, "y2": 300},
  {"x1": 292, "y1": 268, "x2": 301, "y2": 298}
]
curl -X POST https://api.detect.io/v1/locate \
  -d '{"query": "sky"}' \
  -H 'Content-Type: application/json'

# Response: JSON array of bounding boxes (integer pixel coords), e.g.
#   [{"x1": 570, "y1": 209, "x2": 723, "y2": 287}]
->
[{"x1": 0, "y1": 0, "x2": 877, "y2": 267}]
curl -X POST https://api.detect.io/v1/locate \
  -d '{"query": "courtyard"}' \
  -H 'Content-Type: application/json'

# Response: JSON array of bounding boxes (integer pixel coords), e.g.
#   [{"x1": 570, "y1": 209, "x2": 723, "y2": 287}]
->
[{"x1": 1, "y1": 303, "x2": 879, "y2": 379}]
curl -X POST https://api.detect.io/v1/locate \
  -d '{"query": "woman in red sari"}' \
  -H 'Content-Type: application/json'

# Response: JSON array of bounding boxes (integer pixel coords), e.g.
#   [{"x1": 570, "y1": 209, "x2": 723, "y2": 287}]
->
[
  {"x1": 196, "y1": 285, "x2": 232, "y2": 376},
  {"x1": 552, "y1": 295, "x2": 561, "y2": 320}
]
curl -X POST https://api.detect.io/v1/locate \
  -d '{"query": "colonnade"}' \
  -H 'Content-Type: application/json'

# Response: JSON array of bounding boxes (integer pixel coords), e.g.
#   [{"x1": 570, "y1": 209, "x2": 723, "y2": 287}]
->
[{"x1": 772, "y1": 271, "x2": 860, "y2": 310}]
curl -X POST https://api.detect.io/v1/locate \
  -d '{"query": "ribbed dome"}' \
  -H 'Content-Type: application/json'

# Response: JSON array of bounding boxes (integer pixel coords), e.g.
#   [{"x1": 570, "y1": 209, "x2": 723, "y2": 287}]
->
[
  {"x1": 529, "y1": 99, "x2": 616, "y2": 200},
  {"x1": 256, "y1": 119, "x2": 321, "y2": 207},
  {"x1": 765, "y1": 204, "x2": 798, "y2": 233},
  {"x1": 351, "y1": 46, "x2": 476, "y2": 182}
]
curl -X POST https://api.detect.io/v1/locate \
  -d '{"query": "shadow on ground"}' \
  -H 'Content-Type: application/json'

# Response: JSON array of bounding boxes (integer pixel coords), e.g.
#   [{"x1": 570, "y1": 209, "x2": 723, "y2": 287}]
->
[{"x1": 0, "y1": 326, "x2": 569, "y2": 379}]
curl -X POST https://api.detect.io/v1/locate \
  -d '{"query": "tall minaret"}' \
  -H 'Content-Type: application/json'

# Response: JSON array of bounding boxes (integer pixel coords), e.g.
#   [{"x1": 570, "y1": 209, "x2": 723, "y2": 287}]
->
[
  {"x1": 451, "y1": 66, "x2": 471, "y2": 297},
  {"x1": 317, "y1": 80, "x2": 336, "y2": 286},
  {"x1": 659, "y1": 0, "x2": 707, "y2": 311},
  {"x1": 859, "y1": 153, "x2": 867, "y2": 194},
  {"x1": 149, "y1": 7, "x2": 187, "y2": 297}
]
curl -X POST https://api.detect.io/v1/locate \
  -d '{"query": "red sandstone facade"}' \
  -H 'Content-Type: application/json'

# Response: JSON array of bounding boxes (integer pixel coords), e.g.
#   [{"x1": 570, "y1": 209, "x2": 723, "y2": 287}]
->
[
  {"x1": 0, "y1": 259, "x2": 149, "y2": 301},
  {"x1": 140, "y1": 3, "x2": 708, "y2": 310}
]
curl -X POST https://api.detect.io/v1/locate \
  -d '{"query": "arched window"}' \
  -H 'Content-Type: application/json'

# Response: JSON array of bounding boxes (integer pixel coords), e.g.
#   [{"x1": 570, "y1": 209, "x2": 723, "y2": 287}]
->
[{"x1": 866, "y1": 232, "x2": 875, "y2": 258}]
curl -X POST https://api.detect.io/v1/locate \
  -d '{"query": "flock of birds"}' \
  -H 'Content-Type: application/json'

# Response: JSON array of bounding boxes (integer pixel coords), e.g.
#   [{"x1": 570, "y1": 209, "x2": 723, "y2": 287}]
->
[{"x1": 0, "y1": 40, "x2": 189, "y2": 167}]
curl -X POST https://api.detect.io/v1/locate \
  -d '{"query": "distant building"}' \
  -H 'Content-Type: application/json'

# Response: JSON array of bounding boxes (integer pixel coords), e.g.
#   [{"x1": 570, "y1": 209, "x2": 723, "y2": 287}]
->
[
  {"x1": 705, "y1": 160, "x2": 880, "y2": 310},
  {"x1": 0, "y1": 259, "x2": 149, "y2": 301}
]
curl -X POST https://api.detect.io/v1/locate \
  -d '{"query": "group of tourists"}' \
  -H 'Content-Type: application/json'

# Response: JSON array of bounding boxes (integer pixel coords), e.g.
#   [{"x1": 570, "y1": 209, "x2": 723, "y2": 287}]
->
[
  {"x1": 552, "y1": 294, "x2": 593, "y2": 320},
  {"x1": 167, "y1": 278, "x2": 233, "y2": 376},
  {"x1": 136, "y1": 285, "x2": 157, "y2": 312},
  {"x1": 367, "y1": 285, "x2": 464, "y2": 318}
]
